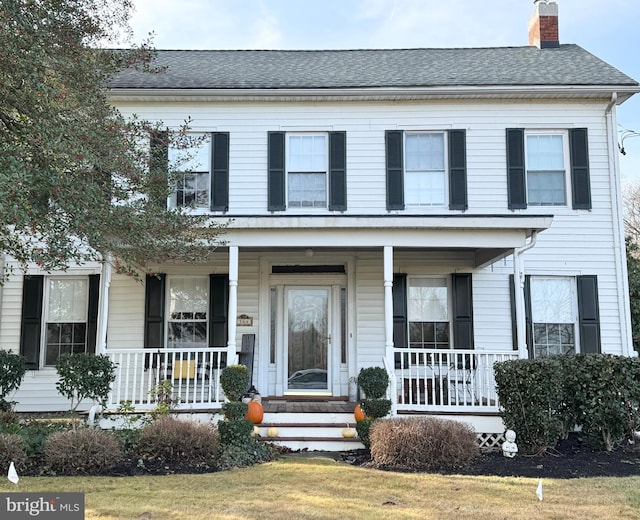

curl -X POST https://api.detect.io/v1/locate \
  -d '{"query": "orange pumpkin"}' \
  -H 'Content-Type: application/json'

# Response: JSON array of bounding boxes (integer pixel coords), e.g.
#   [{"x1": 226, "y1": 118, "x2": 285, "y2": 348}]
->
[
  {"x1": 354, "y1": 404, "x2": 367, "y2": 422},
  {"x1": 245, "y1": 400, "x2": 264, "y2": 424}
]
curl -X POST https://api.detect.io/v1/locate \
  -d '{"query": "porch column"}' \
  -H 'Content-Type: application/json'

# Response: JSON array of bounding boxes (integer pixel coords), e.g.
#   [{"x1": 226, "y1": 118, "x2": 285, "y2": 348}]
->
[
  {"x1": 383, "y1": 246, "x2": 397, "y2": 415},
  {"x1": 513, "y1": 232, "x2": 538, "y2": 359},
  {"x1": 97, "y1": 257, "x2": 112, "y2": 355},
  {"x1": 227, "y1": 246, "x2": 239, "y2": 365}
]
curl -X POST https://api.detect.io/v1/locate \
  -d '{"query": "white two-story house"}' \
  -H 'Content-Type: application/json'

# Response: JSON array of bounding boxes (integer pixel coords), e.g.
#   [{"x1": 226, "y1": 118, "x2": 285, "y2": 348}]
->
[{"x1": 2, "y1": 1, "x2": 638, "y2": 443}]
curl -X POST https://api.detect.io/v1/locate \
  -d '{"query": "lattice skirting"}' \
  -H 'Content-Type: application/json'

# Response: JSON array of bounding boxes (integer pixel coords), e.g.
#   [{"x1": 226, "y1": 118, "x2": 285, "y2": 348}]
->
[{"x1": 477, "y1": 432, "x2": 505, "y2": 452}]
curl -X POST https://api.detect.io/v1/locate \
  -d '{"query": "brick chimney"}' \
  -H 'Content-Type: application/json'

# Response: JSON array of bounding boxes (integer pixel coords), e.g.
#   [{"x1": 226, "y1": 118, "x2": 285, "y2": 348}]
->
[{"x1": 528, "y1": 0, "x2": 559, "y2": 49}]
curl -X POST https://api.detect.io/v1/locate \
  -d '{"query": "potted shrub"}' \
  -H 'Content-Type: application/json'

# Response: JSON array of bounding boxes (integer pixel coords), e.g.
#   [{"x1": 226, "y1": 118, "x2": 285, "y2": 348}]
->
[{"x1": 355, "y1": 367, "x2": 391, "y2": 448}]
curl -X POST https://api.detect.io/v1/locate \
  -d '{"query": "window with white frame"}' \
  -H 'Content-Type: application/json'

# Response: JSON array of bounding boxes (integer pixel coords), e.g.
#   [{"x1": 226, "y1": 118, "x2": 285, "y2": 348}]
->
[
  {"x1": 526, "y1": 133, "x2": 567, "y2": 206},
  {"x1": 408, "y1": 277, "x2": 450, "y2": 348},
  {"x1": 168, "y1": 134, "x2": 210, "y2": 209},
  {"x1": 287, "y1": 134, "x2": 327, "y2": 208},
  {"x1": 405, "y1": 132, "x2": 447, "y2": 207},
  {"x1": 531, "y1": 276, "x2": 576, "y2": 357},
  {"x1": 44, "y1": 278, "x2": 89, "y2": 366},
  {"x1": 167, "y1": 277, "x2": 209, "y2": 348}
]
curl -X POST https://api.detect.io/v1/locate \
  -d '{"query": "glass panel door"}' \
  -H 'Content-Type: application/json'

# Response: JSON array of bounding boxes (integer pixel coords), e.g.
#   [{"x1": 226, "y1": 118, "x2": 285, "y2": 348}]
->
[{"x1": 286, "y1": 288, "x2": 329, "y2": 392}]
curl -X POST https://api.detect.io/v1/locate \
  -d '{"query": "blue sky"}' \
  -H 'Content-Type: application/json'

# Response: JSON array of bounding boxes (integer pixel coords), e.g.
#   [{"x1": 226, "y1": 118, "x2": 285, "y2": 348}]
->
[{"x1": 127, "y1": 0, "x2": 640, "y2": 182}]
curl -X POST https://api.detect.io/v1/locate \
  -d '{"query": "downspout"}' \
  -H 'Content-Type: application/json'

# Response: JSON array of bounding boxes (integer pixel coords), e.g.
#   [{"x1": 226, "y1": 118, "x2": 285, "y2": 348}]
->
[
  {"x1": 513, "y1": 231, "x2": 538, "y2": 359},
  {"x1": 605, "y1": 92, "x2": 635, "y2": 355}
]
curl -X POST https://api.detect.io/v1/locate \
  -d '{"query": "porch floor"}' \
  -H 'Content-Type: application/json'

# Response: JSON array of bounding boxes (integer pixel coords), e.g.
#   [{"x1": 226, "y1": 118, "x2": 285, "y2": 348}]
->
[{"x1": 262, "y1": 398, "x2": 356, "y2": 414}]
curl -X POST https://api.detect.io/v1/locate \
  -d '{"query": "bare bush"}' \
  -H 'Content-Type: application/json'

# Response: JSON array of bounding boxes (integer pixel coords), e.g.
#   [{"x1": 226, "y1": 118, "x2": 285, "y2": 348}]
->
[
  {"x1": 0, "y1": 433, "x2": 28, "y2": 473},
  {"x1": 44, "y1": 428, "x2": 122, "y2": 475},
  {"x1": 137, "y1": 417, "x2": 219, "y2": 465},
  {"x1": 369, "y1": 416, "x2": 479, "y2": 471}
]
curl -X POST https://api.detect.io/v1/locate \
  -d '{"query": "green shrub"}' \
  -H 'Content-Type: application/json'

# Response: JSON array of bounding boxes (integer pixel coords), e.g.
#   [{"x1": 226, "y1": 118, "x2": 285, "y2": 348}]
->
[
  {"x1": 369, "y1": 416, "x2": 479, "y2": 471},
  {"x1": 137, "y1": 417, "x2": 219, "y2": 465},
  {"x1": 494, "y1": 357, "x2": 565, "y2": 454},
  {"x1": 0, "y1": 350, "x2": 26, "y2": 411},
  {"x1": 55, "y1": 353, "x2": 116, "y2": 412},
  {"x1": 10, "y1": 420, "x2": 73, "y2": 458},
  {"x1": 221, "y1": 401, "x2": 249, "y2": 421},
  {"x1": 44, "y1": 428, "x2": 122, "y2": 475},
  {"x1": 220, "y1": 365, "x2": 249, "y2": 402},
  {"x1": 361, "y1": 398, "x2": 391, "y2": 419},
  {"x1": 358, "y1": 367, "x2": 389, "y2": 399},
  {"x1": 355, "y1": 418, "x2": 375, "y2": 449},
  {"x1": 0, "y1": 433, "x2": 28, "y2": 472},
  {"x1": 560, "y1": 354, "x2": 640, "y2": 451}
]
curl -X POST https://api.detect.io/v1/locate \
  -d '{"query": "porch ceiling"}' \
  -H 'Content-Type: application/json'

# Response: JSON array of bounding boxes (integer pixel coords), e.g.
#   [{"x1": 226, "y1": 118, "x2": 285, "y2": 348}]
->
[{"x1": 216, "y1": 214, "x2": 553, "y2": 268}]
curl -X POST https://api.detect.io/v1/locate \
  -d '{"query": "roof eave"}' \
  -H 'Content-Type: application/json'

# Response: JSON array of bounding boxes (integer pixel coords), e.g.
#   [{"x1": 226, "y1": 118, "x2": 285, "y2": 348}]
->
[{"x1": 107, "y1": 84, "x2": 640, "y2": 103}]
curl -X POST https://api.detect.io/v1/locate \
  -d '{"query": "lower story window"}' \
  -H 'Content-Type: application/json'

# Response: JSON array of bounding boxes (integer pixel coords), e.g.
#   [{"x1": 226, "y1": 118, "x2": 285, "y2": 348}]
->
[
  {"x1": 167, "y1": 277, "x2": 208, "y2": 348},
  {"x1": 408, "y1": 277, "x2": 450, "y2": 348},
  {"x1": 44, "y1": 278, "x2": 89, "y2": 366},
  {"x1": 531, "y1": 276, "x2": 576, "y2": 357}
]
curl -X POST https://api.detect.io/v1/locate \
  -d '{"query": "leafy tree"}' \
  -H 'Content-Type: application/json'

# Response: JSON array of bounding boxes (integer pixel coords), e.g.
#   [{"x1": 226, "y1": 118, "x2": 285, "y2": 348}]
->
[
  {"x1": 55, "y1": 353, "x2": 116, "y2": 412},
  {"x1": 0, "y1": 0, "x2": 222, "y2": 277}
]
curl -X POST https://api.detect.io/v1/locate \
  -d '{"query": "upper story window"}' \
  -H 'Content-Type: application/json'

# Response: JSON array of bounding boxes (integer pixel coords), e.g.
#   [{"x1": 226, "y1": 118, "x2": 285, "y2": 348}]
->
[
  {"x1": 151, "y1": 131, "x2": 229, "y2": 213},
  {"x1": 169, "y1": 134, "x2": 211, "y2": 210},
  {"x1": 268, "y1": 131, "x2": 346, "y2": 212},
  {"x1": 525, "y1": 133, "x2": 567, "y2": 206},
  {"x1": 287, "y1": 134, "x2": 328, "y2": 208},
  {"x1": 386, "y1": 130, "x2": 467, "y2": 211},
  {"x1": 507, "y1": 128, "x2": 591, "y2": 210},
  {"x1": 405, "y1": 132, "x2": 447, "y2": 207}
]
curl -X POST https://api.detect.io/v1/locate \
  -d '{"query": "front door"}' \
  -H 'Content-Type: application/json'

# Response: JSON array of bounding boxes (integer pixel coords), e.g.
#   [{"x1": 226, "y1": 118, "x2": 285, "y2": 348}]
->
[{"x1": 285, "y1": 287, "x2": 330, "y2": 394}]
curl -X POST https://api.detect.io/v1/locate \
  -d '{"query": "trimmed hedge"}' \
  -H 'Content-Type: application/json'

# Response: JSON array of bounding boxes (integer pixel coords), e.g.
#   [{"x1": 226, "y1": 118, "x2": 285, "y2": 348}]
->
[{"x1": 495, "y1": 354, "x2": 640, "y2": 453}]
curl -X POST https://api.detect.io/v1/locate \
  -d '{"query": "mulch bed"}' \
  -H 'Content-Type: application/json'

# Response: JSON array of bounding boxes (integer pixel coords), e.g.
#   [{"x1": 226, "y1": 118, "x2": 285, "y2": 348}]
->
[{"x1": 342, "y1": 433, "x2": 640, "y2": 479}]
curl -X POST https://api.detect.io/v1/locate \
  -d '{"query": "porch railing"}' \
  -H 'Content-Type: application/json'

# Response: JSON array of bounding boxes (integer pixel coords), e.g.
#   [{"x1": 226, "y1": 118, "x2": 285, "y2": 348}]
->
[
  {"x1": 105, "y1": 348, "x2": 227, "y2": 410},
  {"x1": 393, "y1": 348, "x2": 519, "y2": 412}
]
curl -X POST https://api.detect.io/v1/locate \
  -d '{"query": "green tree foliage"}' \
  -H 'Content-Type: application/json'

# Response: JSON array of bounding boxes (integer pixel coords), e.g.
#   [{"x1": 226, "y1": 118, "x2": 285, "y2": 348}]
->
[
  {"x1": 626, "y1": 237, "x2": 640, "y2": 353},
  {"x1": 0, "y1": 0, "x2": 223, "y2": 277},
  {"x1": 0, "y1": 350, "x2": 26, "y2": 410},
  {"x1": 55, "y1": 353, "x2": 116, "y2": 412}
]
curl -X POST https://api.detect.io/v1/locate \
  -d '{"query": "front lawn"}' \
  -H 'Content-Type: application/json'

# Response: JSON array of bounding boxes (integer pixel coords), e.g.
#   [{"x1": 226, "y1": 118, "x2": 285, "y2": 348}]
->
[{"x1": 2, "y1": 456, "x2": 639, "y2": 519}]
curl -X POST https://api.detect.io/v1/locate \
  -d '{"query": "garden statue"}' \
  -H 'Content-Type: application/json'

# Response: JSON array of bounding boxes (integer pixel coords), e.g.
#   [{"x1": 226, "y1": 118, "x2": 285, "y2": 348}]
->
[{"x1": 502, "y1": 429, "x2": 518, "y2": 458}]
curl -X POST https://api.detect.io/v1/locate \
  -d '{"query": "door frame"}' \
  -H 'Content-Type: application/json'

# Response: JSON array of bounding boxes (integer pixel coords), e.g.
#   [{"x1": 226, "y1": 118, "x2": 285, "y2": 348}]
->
[{"x1": 283, "y1": 286, "x2": 332, "y2": 395}]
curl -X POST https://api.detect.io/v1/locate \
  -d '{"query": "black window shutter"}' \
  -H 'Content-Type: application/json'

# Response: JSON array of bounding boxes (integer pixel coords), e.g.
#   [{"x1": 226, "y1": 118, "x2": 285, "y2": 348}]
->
[
  {"x1": 506, "y1": 128, "x2": 527, "y2": 209},
  {"x1": 569, "y1": 128, "x2": 592, "y2": 210},
  {"x1": 448, "y1": 129, "x2": 468, "y2": 210},
  {"x1": 577, "y1": 275, "x2": 601, "y2": 353},
  {"x1": 452, "y1": 273, "x2": 474, "y2": 349},
  {"x1": 86, "y1": 274, "x2": 100, "y2": 354},
  {"x1": 385, "y1": 130, "x2": 404, "y2": 210},
  {"x1": 328, "y1": 131, "x2": 347, "y2": 211},
  {"x1": 509, "y1": 274, "x2": 518, "y2": 351},
  {"x1": 211, "y1": 132, "x2": 230, "y2": 212},
  {"x1": 268, "y1": 132, "x2": 286, "y2": 211},
  {"x1": 144, "y1": 274, "x2": 165, "y2": 350},
  {"x1": 20, "y1": 275, "x2": 44, "y2": 370},
  {"x1": 209, "y1": 274, "x2": 229, "y2": 347},
  {"x1": 149, "y1": 130, "x2": 169, "y2": 209},
  {"x1": 392, "y1": 274, "x2": 407, "y2": 368},
  {"x1": 524, "y1": 275, "x2": 533, "y2": 358}
]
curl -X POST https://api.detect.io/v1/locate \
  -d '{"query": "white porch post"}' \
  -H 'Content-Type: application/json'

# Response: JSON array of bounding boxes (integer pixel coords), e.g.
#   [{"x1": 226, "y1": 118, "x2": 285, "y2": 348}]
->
[
  {"x1": 97, "y1": 258, "x2": 112, "y2": 355},
  {"x1": 513, "y1": 232, "x2": 538, "y2": 359},
  {"x1": 383, "y1": 246, "x2": 397, "y2": 415},
  {"x1": 227, "y1": 246, "x2": 239, "y2": 365}
]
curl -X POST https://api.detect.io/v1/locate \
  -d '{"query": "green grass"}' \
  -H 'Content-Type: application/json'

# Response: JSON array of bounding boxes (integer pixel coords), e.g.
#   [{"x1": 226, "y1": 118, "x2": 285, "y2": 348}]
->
[{"x1": 2, "y1": 457, "x2": 639, "y2": 519}]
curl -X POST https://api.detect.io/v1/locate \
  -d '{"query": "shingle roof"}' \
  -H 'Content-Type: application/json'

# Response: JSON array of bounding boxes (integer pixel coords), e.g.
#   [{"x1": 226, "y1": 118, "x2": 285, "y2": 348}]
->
[{"x1": 108, "y1": 45, "x2": 638, "y2": 90}]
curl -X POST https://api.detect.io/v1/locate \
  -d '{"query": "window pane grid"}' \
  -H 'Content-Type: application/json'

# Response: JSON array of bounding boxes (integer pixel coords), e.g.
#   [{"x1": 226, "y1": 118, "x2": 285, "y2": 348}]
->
[
  {"x1": 167, "y1": 277, "x2": 208, "y2": 348},
  {"x1": 526, "y1": 134, "x2": 566, "y2": 206},
  {"x1": 405, "y1": 132, "x2": 446, "y2": 206},
  {"x1": 175, "y1": 172, "x2": 209, "y2": 208},
  {"x1": 533, "y1": 323, "x2": 575, "y2": 358},
  {"x1": 409, "y1": 321, "x2": 450, "y2": 349},
  {"x1": 287, "y1": 134, "x2": 327, "y2": 208}
]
